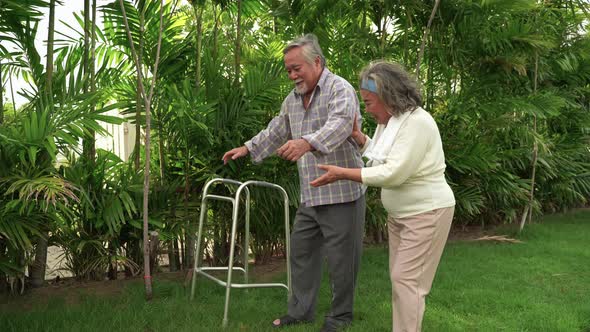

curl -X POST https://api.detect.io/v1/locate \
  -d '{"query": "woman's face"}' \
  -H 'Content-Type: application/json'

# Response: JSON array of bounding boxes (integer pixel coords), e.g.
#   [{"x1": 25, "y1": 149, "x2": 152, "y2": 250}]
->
[{"x1": 360, "y1": 89, "x2": 392, "y2": 124}]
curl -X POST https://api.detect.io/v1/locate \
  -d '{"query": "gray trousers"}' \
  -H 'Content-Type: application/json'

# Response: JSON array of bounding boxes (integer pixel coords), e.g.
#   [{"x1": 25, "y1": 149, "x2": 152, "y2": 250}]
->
[{"x1": 287, "y1": 195, "x2": 366, "y2": 325}]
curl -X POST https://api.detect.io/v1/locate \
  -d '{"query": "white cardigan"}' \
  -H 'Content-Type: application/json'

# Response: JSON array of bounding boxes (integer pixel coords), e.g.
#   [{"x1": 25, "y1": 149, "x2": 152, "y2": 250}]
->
[{"x1": 361, "y1": 107, "x2": 455, "y2": 218}]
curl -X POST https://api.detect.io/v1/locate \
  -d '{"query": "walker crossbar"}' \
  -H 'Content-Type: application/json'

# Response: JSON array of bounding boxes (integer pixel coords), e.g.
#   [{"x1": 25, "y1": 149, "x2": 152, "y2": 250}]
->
[
  {"x1": 189, "y1": 178, "x2": 292, "y2": 328},
  {"x1": 198, "y1": 269, "x2": 289, "y2": 289}
]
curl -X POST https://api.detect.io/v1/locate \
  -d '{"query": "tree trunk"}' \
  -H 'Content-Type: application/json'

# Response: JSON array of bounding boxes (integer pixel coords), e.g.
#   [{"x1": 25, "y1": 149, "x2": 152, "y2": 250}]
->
[
  {"x1": 415, "y1": 0, "x2": 440, "y2": 78},
  {"x1": 168, "y1": 242, "x2": 178, "y2": 272},
  {"x1": 29, "y1": 236, "x2": 48, "y2": 287},
  {"x1": 124, "y1": 240, "x2": 141, "y2": 277},
  {"x1": 83, "y1": 0, "x2": 89, "y2": 83},
  {"x1": 426, "y1": 36, "x2": 434, "y2": 111},
  {"x1": 82, "y1": 0, "x2": 95, "y2": 160},
  {"x1": 193, "y1": 2, "x2": 203, "y2": 91},
  {"x1": 234, "y1": 0, "x2": 242, "y2": 86},
  {"x1": 179, "y1": 235, "x2": 185, "y2": 270},
  {"x1": 520, "y1": 52, "x2": 540, "y2": 232},
  {"x1": 45, "y1": 0, "x2": 55, "y2": 100},
  {"x1": 89, "y1": 0, "x2": 97, "y2": 158},
  {"x1": 134, "y1": 5, "x2": 145, "y2": 171},
  {"x1": 142, "y1": 101, "x2": 153, "y2": 299},
  {"x1": 372, "y1": 224, "x2": 384, "y2": 244},
  {"x1": 118, "y1": 0, "x2": 165, "y2": 300},
  {"x1": 166, "y1": 204, "x2": 179, "y2": 272},
  {"x1": 361, "y1": 4, "x2": 366, "y2": 32},
  {"x1": 183, "y1": 147, "x2": 194, "y2": 270},
  {"x1": 207, "y1": 3, "x2": 219, "y2": 99},
  {"x1": 9, "y1": 71, "x2": 16, "y2": 117},
  {"x1": 0, "y1": 61, "x2": 4, "y2": 124},
  {"x1": 148, "y1": 232, "x2": 159, "y2": 273},
  {"x1": 213, "y1": 4, "x2": 218, "y2": 62},
  {"x1": 107, "y1": 242, "x2": 117, "y2": 280},
  {"x1": 0, "y1": 239, "x2": 8, "y2": 293},
  {"x1": 380, "y1": 16, "x2": 387, "y2": 58},
  {"x1": 29, "y1": 0, "x2": 56, "y2": 289},
  {"x1": 134, "y1": 91, "x2": 142, "y2": 169},
  {"x1": 173, "y1": 239, "x2": 181, "y2": 269},
  {"x1": 107, "y1": 264, "x2": 117, "y2": 280}
]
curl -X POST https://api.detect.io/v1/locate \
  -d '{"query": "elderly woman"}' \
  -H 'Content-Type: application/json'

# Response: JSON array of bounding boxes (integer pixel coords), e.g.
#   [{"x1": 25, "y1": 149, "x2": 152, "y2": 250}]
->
[{"x1": 310, "y1": 61, "x2": 455, "y2": 332}]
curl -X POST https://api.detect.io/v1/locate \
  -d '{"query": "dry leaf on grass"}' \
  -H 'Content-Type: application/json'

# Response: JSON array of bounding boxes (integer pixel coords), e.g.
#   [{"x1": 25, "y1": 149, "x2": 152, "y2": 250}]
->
[{"x1": 471, "y1": 235, "x2": 524, "y2": 243}]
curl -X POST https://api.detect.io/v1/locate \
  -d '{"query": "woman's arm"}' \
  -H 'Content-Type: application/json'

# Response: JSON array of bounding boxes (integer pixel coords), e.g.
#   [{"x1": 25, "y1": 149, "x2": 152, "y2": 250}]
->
[
  {"x1": 350, "y1": 113, "x2": 367, "y2": 147},
  {"x1": 310, "y1": 165, "x2": 362, "y2": 187},
  {"x1": 361, "y1": 113, "x2": 431, "y2": 188}
]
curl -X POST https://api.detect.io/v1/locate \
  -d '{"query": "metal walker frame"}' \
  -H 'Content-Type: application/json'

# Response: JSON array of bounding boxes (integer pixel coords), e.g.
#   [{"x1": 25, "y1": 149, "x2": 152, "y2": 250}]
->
[{"x1": 189, "y1": 178, "x2": 292, "y2": 328}]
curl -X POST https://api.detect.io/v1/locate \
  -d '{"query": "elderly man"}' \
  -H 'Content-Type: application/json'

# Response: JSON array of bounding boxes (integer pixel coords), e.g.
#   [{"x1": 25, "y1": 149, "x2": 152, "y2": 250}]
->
[{"x1": 222, "y1": 33, "x2": 365, "y2": 332}]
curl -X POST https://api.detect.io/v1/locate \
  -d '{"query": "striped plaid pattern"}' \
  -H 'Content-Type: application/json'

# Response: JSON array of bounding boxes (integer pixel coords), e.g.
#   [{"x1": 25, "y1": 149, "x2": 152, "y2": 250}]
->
[{"x1": 245, "y1": 68, "x2": 364, "y2": 206}]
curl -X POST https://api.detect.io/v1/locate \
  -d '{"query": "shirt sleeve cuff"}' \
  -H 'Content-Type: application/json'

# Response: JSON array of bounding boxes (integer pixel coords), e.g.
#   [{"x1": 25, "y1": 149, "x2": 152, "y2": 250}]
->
[
  {"x1": 244, "y1": 140, "x2": 263, "y2": 164},
  {"x1": 302, "y1": 134, "x2": 328, "y2": 154},
  {"x1": 361, "y1": 167, "x2": 380, "y2": 186}
]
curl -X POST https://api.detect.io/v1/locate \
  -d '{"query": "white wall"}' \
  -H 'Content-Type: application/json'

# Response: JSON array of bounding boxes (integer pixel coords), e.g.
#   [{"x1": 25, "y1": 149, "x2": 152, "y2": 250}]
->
[{"x1": 96, "y1": 110, "x2": 136, "y2": 162}]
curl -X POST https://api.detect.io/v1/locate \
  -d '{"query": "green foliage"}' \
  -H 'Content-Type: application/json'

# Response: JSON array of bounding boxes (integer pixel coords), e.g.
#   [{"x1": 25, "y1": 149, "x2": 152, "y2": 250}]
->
[{"x1": 1, "y1": 0, "x2": 589, "y2": 286}]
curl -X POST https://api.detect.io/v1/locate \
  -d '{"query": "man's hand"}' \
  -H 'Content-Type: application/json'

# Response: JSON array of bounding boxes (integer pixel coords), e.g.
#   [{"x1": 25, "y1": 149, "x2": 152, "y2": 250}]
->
[
  {"x1": 277, "y1": 139, "x2": 313, "y2": 162},
  {"x1": 310, "y1": 164, "x2": 344, "y2": 187},
  {"x1": 222, "y1": 146, "x2": 249, "y2": 164}
]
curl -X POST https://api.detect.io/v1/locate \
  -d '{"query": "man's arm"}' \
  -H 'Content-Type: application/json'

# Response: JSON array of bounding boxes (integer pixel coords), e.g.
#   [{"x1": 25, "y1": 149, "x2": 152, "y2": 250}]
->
[
  {"x1": 222, "y1": 100, "x2": 291, "y2": 164},
  {"x1": 225, "y1": 101, "x2": 290, "y2": 164},
  {"x1": 301, "y1": 80, "x2": 359, "y2": 154}
]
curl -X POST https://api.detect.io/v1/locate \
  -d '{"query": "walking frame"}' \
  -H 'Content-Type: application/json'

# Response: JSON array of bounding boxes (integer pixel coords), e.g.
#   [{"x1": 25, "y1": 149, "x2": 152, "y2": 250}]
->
[{"x1": 190, "y1": 178, "x2": 292, "y2": 328}]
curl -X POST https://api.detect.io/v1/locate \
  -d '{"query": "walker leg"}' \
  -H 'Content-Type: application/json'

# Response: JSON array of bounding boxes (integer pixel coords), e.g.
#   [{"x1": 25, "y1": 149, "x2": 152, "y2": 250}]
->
[
  {"x1": 190, "y1": 198, "x2": 208, "y2": 300},
  {"x1": 222, "y1": 200, "x2": 240, "y2": 327},
  {"x1": 244, "y1": 191, "x2": 251, "y2": 286}
]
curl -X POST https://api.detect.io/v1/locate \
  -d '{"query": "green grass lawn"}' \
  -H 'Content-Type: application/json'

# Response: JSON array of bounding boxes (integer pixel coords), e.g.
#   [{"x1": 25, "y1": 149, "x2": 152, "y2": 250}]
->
[{"x1": 1, "y1": 210, "x2": 589, "y2": 332}]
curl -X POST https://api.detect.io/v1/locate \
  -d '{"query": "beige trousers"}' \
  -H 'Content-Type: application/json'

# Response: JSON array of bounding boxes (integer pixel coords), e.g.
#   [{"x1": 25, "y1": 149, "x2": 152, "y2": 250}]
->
[{"x1": 388, "y1": 206, "x2": 455, "y2": 332}]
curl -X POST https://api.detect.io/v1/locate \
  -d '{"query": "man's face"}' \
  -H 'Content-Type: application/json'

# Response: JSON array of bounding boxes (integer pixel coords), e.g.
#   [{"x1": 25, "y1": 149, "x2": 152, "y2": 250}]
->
[{"x1": 284, "y1": 47, "x2": 322, "y2": 96}]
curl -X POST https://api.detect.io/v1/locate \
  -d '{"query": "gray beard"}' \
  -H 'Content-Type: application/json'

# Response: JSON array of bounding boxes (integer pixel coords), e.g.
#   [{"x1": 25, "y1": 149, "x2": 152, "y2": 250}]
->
[{"x1": 295, "y1": 83, "x2": 308, "y2": 95}]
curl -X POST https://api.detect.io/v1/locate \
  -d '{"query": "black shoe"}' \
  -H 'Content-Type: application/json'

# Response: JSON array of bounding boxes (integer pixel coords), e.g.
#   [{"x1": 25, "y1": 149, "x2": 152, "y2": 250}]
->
[{"x1": 320, "y1": 320, "x2": 350, "y2": 332}]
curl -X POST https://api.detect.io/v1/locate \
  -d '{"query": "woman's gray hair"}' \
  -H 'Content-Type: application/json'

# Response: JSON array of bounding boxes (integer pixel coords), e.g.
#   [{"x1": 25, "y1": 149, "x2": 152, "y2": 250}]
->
[
  {"x1": 283, "y1": 33, "x2": 326, "y2": 68},
  {"x1": 359, "y1": 61, "x2": 422, "y2": 116}
]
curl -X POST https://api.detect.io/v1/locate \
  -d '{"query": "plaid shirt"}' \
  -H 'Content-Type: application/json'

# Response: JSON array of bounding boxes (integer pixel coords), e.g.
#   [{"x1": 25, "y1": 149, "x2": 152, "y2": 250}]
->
[{"x1": 245, "y1": 68, "x2": 364, "y2": 207}]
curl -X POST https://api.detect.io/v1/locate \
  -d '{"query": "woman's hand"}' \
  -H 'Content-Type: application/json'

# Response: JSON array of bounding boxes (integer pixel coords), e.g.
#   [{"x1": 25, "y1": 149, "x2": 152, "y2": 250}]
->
[
  {"x1": 350, "y1": 113, "x2": 366, "y2": 147},
  {"x1": 310, "y1": 164, "x2": 345, "y2": 187}
]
